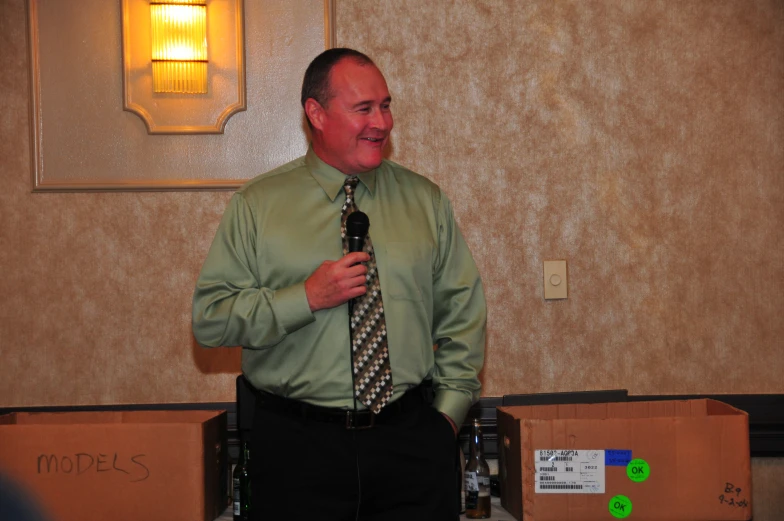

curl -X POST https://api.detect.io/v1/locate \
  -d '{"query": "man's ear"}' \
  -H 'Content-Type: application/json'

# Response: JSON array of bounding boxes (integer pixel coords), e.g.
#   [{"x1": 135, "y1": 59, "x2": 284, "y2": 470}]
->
[{"x1": 304, "y1": 98, "x2": 325, "y2": 131}]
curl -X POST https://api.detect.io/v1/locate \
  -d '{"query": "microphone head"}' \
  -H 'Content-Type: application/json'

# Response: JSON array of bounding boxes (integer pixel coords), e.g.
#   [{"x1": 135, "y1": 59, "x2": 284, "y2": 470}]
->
[{"x1": 346, "y1": 211, "x2": 369, "y2": 237}]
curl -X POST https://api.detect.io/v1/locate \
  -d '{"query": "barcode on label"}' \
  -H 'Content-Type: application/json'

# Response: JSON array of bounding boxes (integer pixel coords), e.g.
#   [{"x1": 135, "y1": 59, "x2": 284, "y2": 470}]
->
[
  {"x1": 539, "y1": 484, "x2": 584, "y2": 490},
  {"x1": 540, "y1": 467, "x2": 557, "y2": 472},
  {"x1": 565, "y1": 467, "x2": 574, "y2": 472},
  {"x1": 539, "y1": 476, "x2": 555, "y2": 481},
  {"x1": 539, "y1": 456, "x2": 573, "y2": 461}
]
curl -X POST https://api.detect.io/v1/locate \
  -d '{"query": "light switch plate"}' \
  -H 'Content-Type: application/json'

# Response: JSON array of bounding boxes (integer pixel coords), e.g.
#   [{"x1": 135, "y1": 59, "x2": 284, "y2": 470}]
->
[{"x1": 543, "y1": 260, "x2": 568, "y2": 300}]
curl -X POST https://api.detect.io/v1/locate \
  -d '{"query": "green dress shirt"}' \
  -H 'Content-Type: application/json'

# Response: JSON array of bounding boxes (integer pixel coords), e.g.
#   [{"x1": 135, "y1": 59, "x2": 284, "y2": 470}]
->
[{"x1": 192, "y1": 147, "x2": 487, "y2": 425}]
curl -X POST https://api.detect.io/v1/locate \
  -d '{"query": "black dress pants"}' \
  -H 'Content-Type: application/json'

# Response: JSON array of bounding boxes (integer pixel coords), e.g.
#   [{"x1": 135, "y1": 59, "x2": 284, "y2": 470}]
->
[{"x1": 249, "y1": 394, "x2": 459, "y2": 521}]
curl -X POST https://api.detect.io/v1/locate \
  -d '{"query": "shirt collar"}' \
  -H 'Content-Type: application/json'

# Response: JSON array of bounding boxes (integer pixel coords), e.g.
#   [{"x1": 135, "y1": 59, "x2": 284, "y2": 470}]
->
[{"x1": 306, "y1": 146, "x2": 378, "y2": 202}]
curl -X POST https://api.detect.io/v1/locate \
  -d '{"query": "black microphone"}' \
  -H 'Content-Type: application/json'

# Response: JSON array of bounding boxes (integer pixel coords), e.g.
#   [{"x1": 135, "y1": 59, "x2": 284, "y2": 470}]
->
[
  {"x1": 346, "y1": 211, "x2": 369, "y2": 253},
  {"x1": 346, "y1": 211, "x2": 369, "y2": 320}
]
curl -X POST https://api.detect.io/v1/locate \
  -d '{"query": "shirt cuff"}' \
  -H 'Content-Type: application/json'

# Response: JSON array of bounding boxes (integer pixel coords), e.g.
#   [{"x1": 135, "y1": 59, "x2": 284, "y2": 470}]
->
[
  {"x1": 432, "y1": 389, "x2": 474, "y2": 428},
  {"x1": 269, "y1": 282, "x2": 315, "y2": 333}
]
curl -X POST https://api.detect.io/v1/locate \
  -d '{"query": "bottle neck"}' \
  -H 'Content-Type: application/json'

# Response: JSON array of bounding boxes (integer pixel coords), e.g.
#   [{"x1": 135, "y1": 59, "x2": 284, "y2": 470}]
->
[
  {"x1": 470, "y1": 423, "x2": 484, "y2": 457},
  {"x1": 242, "y1": 442, "x2": 250, "y2": 462}
]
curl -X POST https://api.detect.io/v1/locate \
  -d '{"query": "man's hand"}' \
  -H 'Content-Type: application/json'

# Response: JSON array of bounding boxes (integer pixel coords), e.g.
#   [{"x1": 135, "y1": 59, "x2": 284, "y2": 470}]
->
[{"x1": 304, "y1": 252, "x2": 370, "y2": 312}]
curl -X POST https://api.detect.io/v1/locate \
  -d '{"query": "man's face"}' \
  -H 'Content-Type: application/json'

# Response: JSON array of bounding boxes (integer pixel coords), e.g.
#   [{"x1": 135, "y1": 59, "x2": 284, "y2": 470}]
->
[{"x1": 309, "y1": 59, "x2": 393, "y2": 175}]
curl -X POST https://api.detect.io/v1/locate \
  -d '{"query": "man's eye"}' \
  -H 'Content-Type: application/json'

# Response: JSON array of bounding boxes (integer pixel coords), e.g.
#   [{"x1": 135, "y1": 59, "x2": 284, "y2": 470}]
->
[
  {"x1": 381, "y1": 104, "x2": 391, "y2": 111},
  {"x1": 358, "y1": 107, "x2": 370, "y2": 113}
]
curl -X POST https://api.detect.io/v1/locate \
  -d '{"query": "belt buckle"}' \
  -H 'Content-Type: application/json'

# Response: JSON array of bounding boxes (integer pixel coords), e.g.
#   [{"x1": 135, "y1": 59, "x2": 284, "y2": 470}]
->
[{"x1": 346, "y1": 410, "x2": 375, "y2": 430}]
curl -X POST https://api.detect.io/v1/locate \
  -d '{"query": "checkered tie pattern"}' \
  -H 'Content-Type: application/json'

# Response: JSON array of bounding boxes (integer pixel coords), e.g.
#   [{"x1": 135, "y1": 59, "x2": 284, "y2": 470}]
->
[{"x1": 340, "y1": 176, "x2": 393, "y2": 414}]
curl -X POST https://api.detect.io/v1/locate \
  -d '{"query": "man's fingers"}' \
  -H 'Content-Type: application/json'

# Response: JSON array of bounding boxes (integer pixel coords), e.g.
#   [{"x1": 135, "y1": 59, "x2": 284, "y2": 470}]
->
[
  {"x1": 344, "y1": 263, "x2": 368, "y2": 279},
  {"x1": 346, "y1": 284, "x2": 368, "y2": 299},
  {"x1": 343, "y1": 273, "x2": 368, "y2": 290},
  {"x1": 341, "y1": 252, "x2": 370, "y2": 266}
]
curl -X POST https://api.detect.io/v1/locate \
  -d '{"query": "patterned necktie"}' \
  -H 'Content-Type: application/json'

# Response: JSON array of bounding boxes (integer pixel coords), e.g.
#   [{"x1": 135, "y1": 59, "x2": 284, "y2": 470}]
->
[{"x1": 340, "y1": 176, "x2": 393, "y2": 413}]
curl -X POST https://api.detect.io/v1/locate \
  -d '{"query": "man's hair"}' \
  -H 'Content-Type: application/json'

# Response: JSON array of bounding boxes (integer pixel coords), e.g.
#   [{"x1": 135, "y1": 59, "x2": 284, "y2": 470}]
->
[{"x1": 301, "y1": 48, "x2": 374, "y2": 126}]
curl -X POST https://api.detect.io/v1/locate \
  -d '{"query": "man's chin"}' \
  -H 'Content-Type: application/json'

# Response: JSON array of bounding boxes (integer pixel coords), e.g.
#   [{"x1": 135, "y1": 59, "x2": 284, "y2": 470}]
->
[
  {"x1": 357, "y1": 155, "x2": 384, "y2": 172},
  {"x1": 360, "y1": 162, "x2": 383, "y2": 173}
]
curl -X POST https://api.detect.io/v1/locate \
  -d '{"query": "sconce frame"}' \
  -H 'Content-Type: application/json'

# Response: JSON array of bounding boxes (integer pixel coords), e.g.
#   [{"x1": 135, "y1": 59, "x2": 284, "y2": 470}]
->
[{"x1": 121, "y1": 0, "x2": 246, "y2": 134}]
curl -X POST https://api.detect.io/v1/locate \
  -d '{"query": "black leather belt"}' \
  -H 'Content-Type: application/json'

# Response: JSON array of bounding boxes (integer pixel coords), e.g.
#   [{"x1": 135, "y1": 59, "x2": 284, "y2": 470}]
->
[{"x1": 253, "y1": 382, "x2": 429, "y2": 430}]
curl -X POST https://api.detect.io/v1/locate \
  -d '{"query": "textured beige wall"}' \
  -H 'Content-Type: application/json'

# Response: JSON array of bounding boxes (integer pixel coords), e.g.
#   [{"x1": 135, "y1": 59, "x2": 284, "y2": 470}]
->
[
  {"x1": 338, "y1": 0, "x2": 784, "y2": 397},
  {"x1": 1, "y1": 0, "x2": 239, "y2": 405},
  {"x1": 1, "y1": 0, "x2": 783, "y2": 408}
]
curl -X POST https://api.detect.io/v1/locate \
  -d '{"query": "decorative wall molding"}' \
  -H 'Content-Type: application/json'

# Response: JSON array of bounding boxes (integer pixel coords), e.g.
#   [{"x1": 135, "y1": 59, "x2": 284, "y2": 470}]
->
[
  {"x1": 120, "y1": 0, "x2": 246, "y2": 135},
  {"x1": 26, "y1": 0, "x2": 334, "y2": 191}
]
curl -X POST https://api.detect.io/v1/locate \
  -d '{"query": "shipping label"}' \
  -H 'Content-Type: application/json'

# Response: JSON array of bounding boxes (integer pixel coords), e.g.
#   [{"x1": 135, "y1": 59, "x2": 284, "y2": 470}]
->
[{"x1": 534, "y1": 449, "x2": 605, "y2": 493}]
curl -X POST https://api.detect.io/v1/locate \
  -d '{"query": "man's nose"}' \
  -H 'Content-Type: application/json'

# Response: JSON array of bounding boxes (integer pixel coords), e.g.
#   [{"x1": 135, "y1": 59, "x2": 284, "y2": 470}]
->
[{"x1": 370, "y1": 108, "x2": 391, "y2": 131}]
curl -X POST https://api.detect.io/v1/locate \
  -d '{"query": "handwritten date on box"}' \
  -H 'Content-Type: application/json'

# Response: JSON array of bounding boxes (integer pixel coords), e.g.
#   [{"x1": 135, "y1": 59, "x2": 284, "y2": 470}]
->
[{"x1": 718, "y1": 482, "x2": 748, "y2": 508}]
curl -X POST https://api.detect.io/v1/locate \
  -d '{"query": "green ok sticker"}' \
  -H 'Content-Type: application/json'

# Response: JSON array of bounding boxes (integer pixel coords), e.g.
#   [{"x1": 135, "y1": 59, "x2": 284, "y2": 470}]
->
[
  {"x1": 609, "y1": 495, "x2": 633, "y2": 518},
  {"x1": 627, "y1": 458, "x2": 650, "y2": 482}
]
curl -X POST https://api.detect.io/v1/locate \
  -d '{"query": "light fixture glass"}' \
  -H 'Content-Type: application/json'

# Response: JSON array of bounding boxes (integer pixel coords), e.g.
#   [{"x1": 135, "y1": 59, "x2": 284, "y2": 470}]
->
[{"x1": 150, "y1": 0, "x2": 208, "y2": 94}]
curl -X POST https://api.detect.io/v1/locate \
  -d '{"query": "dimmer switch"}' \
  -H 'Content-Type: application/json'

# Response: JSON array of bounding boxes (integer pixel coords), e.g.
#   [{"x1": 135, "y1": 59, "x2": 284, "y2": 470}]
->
[{"x1": 543, "y1": 260, "x2": 568, "y2": 300}]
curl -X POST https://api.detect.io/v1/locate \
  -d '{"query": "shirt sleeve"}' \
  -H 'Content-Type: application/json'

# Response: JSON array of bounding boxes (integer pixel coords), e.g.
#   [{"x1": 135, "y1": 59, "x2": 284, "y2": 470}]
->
[
  {"x1": 430, "y1": 192, "x2": 487, "y2": 426},
  {"x1": 192, "y1": 192, "x2": 315, "y2": 349}
]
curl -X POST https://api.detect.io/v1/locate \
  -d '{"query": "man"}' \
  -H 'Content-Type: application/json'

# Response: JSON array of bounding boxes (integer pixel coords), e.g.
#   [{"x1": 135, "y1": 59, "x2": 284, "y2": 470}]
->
[{"x1": 192, "y1": 48, "x2": 486, "y2": 520}]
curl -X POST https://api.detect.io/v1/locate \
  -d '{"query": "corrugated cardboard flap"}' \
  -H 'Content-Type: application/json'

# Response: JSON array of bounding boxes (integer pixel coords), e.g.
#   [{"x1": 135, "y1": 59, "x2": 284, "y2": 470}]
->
[
  {"x1": 2, "y1": 410, "x2": 222, "y2": 425},
  {"x1": 497, "y1": 398, "x2": 748, "y2": 422}
]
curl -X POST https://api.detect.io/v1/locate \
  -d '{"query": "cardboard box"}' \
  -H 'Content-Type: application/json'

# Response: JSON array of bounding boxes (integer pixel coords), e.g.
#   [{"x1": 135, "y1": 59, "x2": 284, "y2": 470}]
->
[
  {"x1": 498, "y1": 399, "x2": 751, "y2": 521},
  {"x1": 0, "y1": 410, "x2": 228, "y2": 521}
]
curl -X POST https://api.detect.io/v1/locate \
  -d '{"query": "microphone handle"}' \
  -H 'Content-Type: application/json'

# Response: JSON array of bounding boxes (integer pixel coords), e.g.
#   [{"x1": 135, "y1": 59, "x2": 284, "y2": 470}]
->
[
  {"x1": 347, "y1": 236, "x2": 365, "y2": 254},
  {"x1": 347, "y1": 234, "x2": 365, "y2": 332}
]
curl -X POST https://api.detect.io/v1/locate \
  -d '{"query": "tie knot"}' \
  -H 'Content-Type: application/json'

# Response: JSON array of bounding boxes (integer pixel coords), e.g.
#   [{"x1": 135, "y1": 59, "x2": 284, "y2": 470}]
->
[{"x1": 343, "y1": 176, "x2": 359, "y2": 195}]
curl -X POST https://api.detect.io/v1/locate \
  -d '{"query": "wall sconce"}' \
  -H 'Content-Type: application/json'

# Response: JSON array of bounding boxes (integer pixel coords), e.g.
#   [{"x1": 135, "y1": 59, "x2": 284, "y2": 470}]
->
[
  {"x1": 122, "y1": 0, "x2": 246, "y2": 134},
  {"x1": 150, "y1": 0, "x2": 208, "y2": 94}
]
